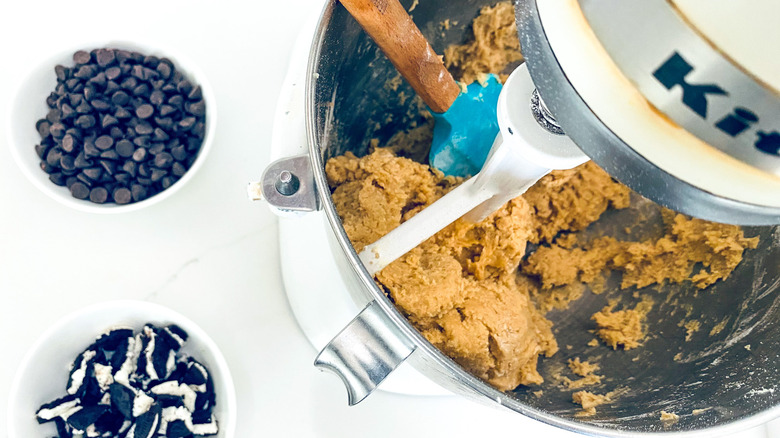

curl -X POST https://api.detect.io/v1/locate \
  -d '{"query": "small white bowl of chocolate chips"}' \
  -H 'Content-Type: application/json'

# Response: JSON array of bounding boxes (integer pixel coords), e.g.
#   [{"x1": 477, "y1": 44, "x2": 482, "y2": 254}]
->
[
  {"x1": 7, "y1": 41, "x2": 216, "y2": 213},
  {"x1": 7, "y1": 300, "x2": 236, "y2": 438}
]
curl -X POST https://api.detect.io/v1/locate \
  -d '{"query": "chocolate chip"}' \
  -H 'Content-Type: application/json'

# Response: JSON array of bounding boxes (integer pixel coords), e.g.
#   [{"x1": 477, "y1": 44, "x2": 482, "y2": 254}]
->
[
  {"x1": 143, "y1": 67, "x2": 159, "y2": 81},
  {"x1": 132, "y1": 148, "x2": 147, "y2": 162},
  {"x1": 91, "y1": 99, "x2": 111, "y2": 111},
  {"x1": 36, "y1": 119, "x2": 51, "y2": 137},
  {"x1": 102, "y1": 114, "x2": 119, "y2": 129},
  {"x1": 87, "y1": 71, "x2": 106, "y2": 87},
  {"x1": 40, "y1": 161, "x2": 55, "y2": 173},
  {"x1": 186, "y1": 100, "x2": 206, "y2": 117},
  {"x1": 187, "y1": 85, "x2": 202, "y2": 101},
  {"x1": 159, "y1": 104, "x2": 176, "y2": 117},
  {"x1": 168, "y1": 94, "x2": 184, "y2": 109},
  {"x1": 105, "y1": 66, "x2": 121, "y2": 81},
  {"x1": 61, "y1": 103, "x2": 75, "y2": 119},
  {"x1": 116, "y1": 139, "x2": 134, "y2": 157},
  {"x1": 76, "y1": 98, "x2": 92, "y2": 113},
  {"x1": 154, "y1": 152, "x2": 174, "y2": 169},
  {"x1": 132, "y1": 83, "x2": 150, "y2": 97},
  {"x1": 178, "y1": 117, "x2": 196, "y2": 131},
  {"x1": 113, "y1": 187, "x2": 132, "y2": 204},
  {"x1": 95, "y1": 135, "x2": 114, "y2": 150},
  {"x1": 60, "y1": 155, "x2": 76, "y2": 171},
  {"x1": 83, "y1": 85, "x2": 97, "y2": 101},
  {"x1": 150, "y1": 168, "x2": 167, "y2": 182},
  {"x1": 136, "y1": 104, "x2": 154, "y2": 119},
  {"x1": 122, "y1": 161, "x2": 137, "y2": 176},
  {"x1": 133, "y1": 136, "x2": 150, "y2": 148},
  {"x1": 74, "y1": 65, "x2": 95, "y2": 79},
  {"x1": 161, "y1": 176, "x2": 176, "y2": 190},
  {"x1": 143, "y1": 55, "x2": 159, "y2": 68},
  {"x1": 111, "y1": 90, "x2": 129, "y2": 106},
  {"x1": 114, "y1": 107, "x2": 132, "y2": 119},
  {"x1": 55, "y1": 65, "x2": 68, "y2": 81},
  {"x1": 105, "y1": 80, "x2": 121, "y2": 95},
  {"x1": 155, "y1": 117, "x2": 173, "y2": 130},
  {"x1": 46, "y1": 148, "x2": 63, "y2": 167},
  {"x1": 153, "y1": 128, "x2": 169, "y2": 141},
  {"x1": 100, "y1": 149, "x2": 120, "y2": 160},
  {"x1": 75, "y1": 114, "x2": 95, "y2": 129},
  {"x1": 65, "y1": 79, "x2": 80, "y2": 93},
  {"x1": 156, "y1": 61, "x2": 172, "y2": 79},
  {"x1": 115, "y1": 49, "x2": 132, "y2": 63},
  {"x1": 131, "y1": 184, "x2": 147, "y2": 201},
  {"x1": 89, "y1": 187, "x2": 108, "y2": 203},
  {"x1": 47, "y1": 108, "x2": 62, "y2": 124},
  {"x1": 176, "y1": 80, "x2": 193, "y2": 95},
  {"x1": 73, "y1": 50, "x2": 91, "y2": 64},
  {"x1": 135, "y1": 121, "x2": 153, "y2": 135},
  {"x1": 49, "y1": 122, "x2": 65, "y2": 138},
  {"x1": 49, "y1": 172, "x2": 66, "y2": 186},
  {"x1": 169, "y1": 162, "x2": 186, "y2": 178},
  {"x1": 170, "y1": 145, "x2": 187, "y2": 161},
  {"x1": 131, "y1": 64, "x2": 145, "y2": 80},
  {"x1": 35, "y1": 144, "x2": 48, "y2": 159},
  {"x1": 149, "y1": 143, "x2": 165, "y2": 155},
  {"x1": 95, "y1": 48, "x2": 115, "y2": 67},
  {"x1": 149, "y1": 90, "x2": 165, "y2": 107},
  {"x1": 70, "y1": 182, "x2": 89, "y2": 199},
  {"x1": 83, "y1": 167, "x2": 102, "y2": 181},
  {"x1": 120, "y1": 76, "x2": 137, "y2": 90},
  {"x1": 74, "y1": 152, "x2": 92, "y2": 168}
]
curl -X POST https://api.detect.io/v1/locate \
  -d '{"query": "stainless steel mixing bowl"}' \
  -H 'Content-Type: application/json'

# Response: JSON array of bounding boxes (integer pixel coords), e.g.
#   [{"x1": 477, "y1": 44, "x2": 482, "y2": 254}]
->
[{"x1": 299, "y1": 0, "x2": 780, "y2": 435}]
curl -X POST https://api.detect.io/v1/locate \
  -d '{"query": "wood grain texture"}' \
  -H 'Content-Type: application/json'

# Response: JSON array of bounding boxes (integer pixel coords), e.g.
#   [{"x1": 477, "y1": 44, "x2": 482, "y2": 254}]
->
[{"x1": 340, "y1": 0, "x2": 461, "y2": 113}]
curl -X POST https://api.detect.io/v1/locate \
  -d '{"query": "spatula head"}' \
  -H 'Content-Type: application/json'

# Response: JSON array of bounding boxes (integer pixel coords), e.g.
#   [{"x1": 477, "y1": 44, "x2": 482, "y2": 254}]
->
[{"x1": 429, "y1": 74, "x2": 502, "y2": 177}]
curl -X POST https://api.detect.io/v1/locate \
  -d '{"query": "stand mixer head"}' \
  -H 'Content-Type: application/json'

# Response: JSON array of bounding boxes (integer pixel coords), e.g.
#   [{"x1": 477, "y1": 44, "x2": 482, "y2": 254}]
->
[{"x1": 517, "y1": 0, "x2": 780, "y2": 225}]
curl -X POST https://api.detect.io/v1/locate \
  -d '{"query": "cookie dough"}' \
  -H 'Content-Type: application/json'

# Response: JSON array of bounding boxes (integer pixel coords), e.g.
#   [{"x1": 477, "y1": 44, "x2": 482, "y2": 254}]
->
[
  {"x1": 592, "y1": 299, "x2": 653, "y2": 350},
  {"x1": 444, "y1": 2, "x2": 523, "y2": 84},
  {"x1": 523, "y1": 212, "x2": 759, "y2": 291},
  {"x1": 327, "y1": 149, "x2": 631, "y2": 390},
  {"x1": 660, "y1": 411, "x2": 680, "y2": 423},
  {"x1": 572, "y1": 390, "x2": 612, "y2": 416},
  {"x1": 562, "y1": 358, "x2": 603, "y2": 389}
]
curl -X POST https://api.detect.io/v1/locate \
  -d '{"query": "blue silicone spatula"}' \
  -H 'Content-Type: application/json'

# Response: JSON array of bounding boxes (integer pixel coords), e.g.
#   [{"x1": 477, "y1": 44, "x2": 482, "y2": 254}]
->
[{"x1": 340, "y1": 0, "x2": 501, "y2": 177}]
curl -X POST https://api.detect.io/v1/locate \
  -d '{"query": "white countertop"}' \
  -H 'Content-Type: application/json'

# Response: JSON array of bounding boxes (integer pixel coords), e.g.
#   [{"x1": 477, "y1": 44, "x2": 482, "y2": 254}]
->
[{"x1": 0, "y1": 1, "x2": 778, "y2": 437}]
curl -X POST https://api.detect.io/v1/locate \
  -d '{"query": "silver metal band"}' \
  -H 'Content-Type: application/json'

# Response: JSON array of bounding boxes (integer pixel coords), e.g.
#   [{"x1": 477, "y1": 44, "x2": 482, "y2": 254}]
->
[{"x1": 580, "y1": 0, "x2": 780, "y2": 175}]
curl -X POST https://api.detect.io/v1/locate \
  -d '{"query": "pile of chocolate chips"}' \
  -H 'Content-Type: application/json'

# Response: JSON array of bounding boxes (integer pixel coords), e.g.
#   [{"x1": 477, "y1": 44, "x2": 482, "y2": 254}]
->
[
  {"x1": 35, "y1": 48, "x2": 206, "y2": 204},
  {"x1": 36, "y1": 324, "x2": 218, "y2": 438}
]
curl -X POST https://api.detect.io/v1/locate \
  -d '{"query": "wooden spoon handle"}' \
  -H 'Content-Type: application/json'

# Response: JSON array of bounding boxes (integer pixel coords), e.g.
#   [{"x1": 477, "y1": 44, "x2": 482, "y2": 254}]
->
[{"x1": 340, "y1": 0, "x2": 461, "y2": 113}]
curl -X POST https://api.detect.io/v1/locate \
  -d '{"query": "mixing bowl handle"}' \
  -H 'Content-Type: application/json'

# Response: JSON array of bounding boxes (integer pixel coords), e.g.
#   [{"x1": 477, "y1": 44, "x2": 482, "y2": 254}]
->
[{"x1": 314, "y1": 300, "x2": 415, "y2": 405}]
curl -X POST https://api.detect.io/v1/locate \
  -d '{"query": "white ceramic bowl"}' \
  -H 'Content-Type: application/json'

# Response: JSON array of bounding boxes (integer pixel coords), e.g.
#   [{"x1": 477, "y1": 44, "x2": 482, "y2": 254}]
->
[
  {"x1": 7, "y1": 300, "x2": 236, "y2": 438},
  {"x1": 7, "y1": 41, "x2": 216, "y2": 214}
]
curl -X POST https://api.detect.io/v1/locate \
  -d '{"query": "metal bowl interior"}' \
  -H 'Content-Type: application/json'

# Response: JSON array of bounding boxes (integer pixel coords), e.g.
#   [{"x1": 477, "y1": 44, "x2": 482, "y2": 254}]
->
[{"x1": 307, "y1": 0, "x2": 780, "y2": 434}]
